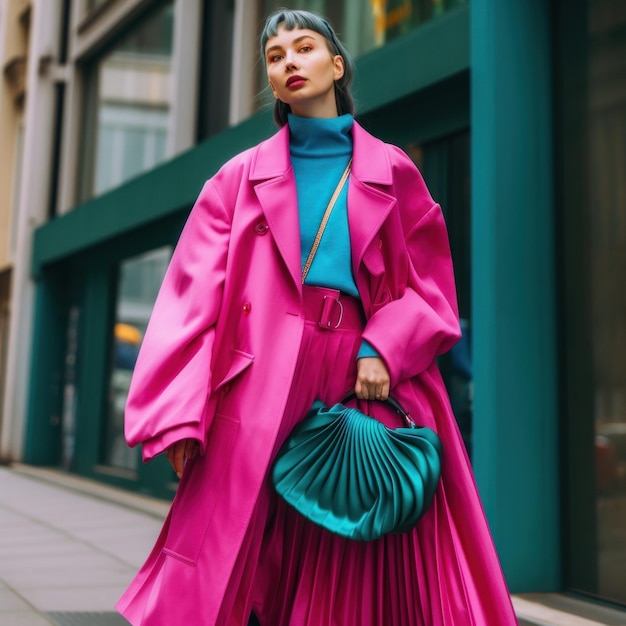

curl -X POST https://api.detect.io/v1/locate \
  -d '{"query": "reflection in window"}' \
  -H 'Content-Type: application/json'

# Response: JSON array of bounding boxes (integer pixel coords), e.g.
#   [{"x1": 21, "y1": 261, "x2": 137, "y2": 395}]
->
[
  {"x1": 81, "y1": 2, "x2": 174, "y2": 199},
  {"x1": 85, "y1": 0, "x2": 108, "y2": 13},
  {"x1": 103, "y1": 247, "x2": 171, "y2": 473},
  {"x1": 370, "y1": 0, "x2": 467, "y2": 46},
  {"x1": 62, "y1": 306, "x2": 80, "y2": 471},
  {"x1": 588, "y1": 0, "x2": 626, "y2": 604}
]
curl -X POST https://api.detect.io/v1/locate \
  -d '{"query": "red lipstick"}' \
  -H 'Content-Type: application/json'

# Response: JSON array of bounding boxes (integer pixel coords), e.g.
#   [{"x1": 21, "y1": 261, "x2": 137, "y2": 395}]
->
[{"x1": 287, "y1": 75, "x2": 306, "y2": 88}]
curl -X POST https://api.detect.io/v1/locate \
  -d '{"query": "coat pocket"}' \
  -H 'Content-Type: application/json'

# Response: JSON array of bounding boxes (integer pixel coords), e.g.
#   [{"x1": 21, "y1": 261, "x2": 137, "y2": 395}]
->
[
  {"x1": 362, "y1": 245, "x2": 392, "y2": 311},
  {"x1": 162, "y1": 413, "x2": 239, "y2": 565},
  {"x1": 212, "y1": 349, "x2": 254, "y2": 393}
]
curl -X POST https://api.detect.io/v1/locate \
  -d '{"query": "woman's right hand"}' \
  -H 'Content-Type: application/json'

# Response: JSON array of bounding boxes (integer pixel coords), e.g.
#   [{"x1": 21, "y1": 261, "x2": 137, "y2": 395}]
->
[
  {"x1": 166, "y1": 439, "x2": 199, "y2": 478},
  {"x1": 355, "y1": 356, "x2": 391, "y2": 401}
]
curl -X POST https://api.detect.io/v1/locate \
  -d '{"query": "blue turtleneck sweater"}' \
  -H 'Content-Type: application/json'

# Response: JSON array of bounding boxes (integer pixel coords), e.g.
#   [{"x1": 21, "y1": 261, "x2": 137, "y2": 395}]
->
[
  {"x1": 288, "y1": 113, "x2": 356, "y2": 296},
  {"x1": 288, "y1": 113, "x2": 377, "y2": 360}
]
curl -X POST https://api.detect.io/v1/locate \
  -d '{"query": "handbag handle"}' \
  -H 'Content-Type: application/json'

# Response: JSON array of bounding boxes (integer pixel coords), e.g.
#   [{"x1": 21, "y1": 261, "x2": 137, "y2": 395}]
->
[{"x1": 342, "y1": 392, "x2": 416, "y2": 429}]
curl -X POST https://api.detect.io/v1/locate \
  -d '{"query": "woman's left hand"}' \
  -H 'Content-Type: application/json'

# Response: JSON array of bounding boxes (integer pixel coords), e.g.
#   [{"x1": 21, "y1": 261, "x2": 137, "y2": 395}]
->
[
  {"x1": 166, "y1": 439, "x2": 199, "y2": 479},
  {"x1": 355, "y1": 357, "x2": 391, "y2": 400}
]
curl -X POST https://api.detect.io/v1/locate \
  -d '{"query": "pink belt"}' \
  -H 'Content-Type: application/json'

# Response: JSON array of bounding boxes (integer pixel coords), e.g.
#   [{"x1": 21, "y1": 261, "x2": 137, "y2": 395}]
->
[{"x1": 301, "y1": 286, "x2": 364, "y2": 331}]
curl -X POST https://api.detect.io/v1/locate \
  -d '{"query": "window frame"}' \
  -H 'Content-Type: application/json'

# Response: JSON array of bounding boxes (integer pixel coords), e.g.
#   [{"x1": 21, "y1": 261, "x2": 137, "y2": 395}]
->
[{"x1": 57, "y1": 0, "x2": 201, "y2": 212}]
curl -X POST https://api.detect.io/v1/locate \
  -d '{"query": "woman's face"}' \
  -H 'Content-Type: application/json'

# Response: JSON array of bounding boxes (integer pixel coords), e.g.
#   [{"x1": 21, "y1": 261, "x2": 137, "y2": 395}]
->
[{"x1": 265, "y1": 25, "x2": 344, "y2": 118}]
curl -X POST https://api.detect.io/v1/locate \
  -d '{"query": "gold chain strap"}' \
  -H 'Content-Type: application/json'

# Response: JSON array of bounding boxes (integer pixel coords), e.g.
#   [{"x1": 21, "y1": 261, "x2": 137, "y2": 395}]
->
[{"x1": 301, "y1": 158, "x2": 353, "y2": 284}]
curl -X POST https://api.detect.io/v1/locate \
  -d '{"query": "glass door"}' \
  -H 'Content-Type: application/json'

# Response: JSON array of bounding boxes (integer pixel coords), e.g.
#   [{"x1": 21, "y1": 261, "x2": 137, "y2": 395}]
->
[
  {"x1": 102, "y1": 246, "x2": 171, "y2": 474},
  {"x1": 557, "y1": 0, "x2": 626, "y2": 605}
]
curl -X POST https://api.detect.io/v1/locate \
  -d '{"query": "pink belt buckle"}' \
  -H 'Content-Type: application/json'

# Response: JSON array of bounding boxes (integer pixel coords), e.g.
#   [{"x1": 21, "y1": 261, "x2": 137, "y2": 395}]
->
[{"x1": 319, "y1": 295, "x2": 344, "y2": 330}]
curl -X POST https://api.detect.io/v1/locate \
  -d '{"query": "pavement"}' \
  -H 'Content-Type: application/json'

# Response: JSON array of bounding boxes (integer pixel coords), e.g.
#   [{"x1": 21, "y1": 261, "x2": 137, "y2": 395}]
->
[
  {"x1": 0, "y1": 465, "x2": 165, "y2": 625},
  {"x1": 1, "y1": 463, "x2": 625, "y2": 626}
]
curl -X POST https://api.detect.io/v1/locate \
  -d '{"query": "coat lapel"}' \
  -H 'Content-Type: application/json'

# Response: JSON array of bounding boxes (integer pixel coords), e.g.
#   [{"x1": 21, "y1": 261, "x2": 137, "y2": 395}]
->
[
  {"x1": 250, "y1": 126, "x2": 302, "y2": 291},
  {"x1": 348, "y1": 122, "x2": 396, "y2": 274},
  {"x1": 249, "y1": 121, "x2": 397, "y2": 292}
]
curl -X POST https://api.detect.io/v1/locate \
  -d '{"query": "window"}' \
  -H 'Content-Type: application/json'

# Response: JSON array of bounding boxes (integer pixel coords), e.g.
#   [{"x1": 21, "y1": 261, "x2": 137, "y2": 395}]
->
[
  {"x1": 103, "y1": 246, "x2": 171, "y2": 473},
  {"x1": 86, "y1": 0, "x2": 109, "y2": 12},
  {"x1": 196, "y1": 0, "x2": 235, "y2": 140},
  {"x1": 558, "y1": 0, "x2": 626, "y2": 606},
  {"x1": 78, "y1": 2, "x2": 175, "y2": 200}
]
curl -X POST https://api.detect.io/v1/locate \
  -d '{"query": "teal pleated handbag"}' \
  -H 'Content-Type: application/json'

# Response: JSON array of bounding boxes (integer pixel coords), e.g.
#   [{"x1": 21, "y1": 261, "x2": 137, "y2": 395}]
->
[{"x1": 271, "y1": 395, "x2": 442, "y2": 541}]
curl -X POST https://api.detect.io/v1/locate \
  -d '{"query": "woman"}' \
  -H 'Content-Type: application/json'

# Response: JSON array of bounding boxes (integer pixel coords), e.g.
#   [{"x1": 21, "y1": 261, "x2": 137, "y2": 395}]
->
[{"x1": 116, "y1": 9, "x2": 518, "y2": 626}]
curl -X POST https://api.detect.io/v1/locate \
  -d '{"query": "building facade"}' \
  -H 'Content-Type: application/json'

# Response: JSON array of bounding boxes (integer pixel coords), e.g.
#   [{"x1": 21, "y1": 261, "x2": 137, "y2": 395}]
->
[
  {"x1": 0, "y1": 0, "x2": 31, "y2": 469},
  {"x1": 0, "y1": 0, "x2": 624, "y2": 609}
]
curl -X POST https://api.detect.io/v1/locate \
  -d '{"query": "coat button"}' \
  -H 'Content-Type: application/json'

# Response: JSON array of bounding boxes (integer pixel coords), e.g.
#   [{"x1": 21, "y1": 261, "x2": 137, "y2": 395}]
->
[
  {"x1": 242, "y1": 302, "x2": 252, "y2": 315},
  {"x1": 255, "y1": 222, "x2": 269, "y2": 235},
  {"x1": 223, "y1": 383, "x2": 231, "y2": 395}
]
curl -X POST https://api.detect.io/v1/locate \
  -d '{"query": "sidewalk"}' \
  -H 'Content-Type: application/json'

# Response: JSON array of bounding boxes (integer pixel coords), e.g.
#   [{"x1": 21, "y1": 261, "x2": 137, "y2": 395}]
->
[
  {"x1": 1, "y1": 464, "x2": 624, "y2": 626},
  {"x1": 0, "y1": 465, "x2": 166, "y2": 625}
]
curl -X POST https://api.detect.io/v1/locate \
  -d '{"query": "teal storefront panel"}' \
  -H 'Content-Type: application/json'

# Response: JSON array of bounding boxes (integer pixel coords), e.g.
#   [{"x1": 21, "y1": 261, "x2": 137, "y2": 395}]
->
[{"x1": 470, "y1": 0, "x2": 560, "y2": 592}]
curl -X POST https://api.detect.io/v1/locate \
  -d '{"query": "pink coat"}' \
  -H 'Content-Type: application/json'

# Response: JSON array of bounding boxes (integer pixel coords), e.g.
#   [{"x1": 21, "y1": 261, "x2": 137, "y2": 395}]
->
[{"x1": 117, "y1": 122, "x2": 515, "y2": 625}]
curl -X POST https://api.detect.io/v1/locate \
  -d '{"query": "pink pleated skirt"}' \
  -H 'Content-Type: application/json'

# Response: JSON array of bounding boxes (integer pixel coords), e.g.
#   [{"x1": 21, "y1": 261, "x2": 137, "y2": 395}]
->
[{"x1": 215, "y1": 286, "x2": 518, "y2": 626}]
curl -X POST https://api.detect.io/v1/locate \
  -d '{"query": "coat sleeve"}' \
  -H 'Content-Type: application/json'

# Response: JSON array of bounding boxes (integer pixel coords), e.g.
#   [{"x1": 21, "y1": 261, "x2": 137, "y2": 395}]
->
[
  {"x1": 124, "y1": 179, "x2": 231, "y2": 461},
  {"x1": 361, "y1": 151, "x2": 461, "y2": 386}
]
